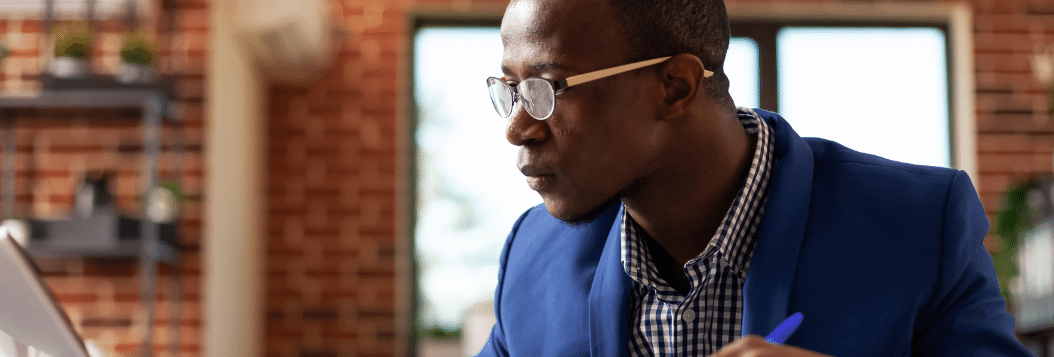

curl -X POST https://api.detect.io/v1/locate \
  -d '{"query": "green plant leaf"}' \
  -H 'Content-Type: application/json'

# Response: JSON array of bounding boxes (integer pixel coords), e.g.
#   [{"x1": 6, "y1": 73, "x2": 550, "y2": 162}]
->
[
  {"x1": 119, "y1": 31, "x2": 156, "y2": 65},
  {"x1": 53, "y1": 22, "x2": 92, "y2": 58},
  {"x1": 992, "y1": 179, "x2": 1041, "y2": 306}
]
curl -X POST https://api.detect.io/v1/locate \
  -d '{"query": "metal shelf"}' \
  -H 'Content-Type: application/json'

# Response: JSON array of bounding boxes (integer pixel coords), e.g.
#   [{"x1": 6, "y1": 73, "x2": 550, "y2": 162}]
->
[
  {"x1": 0, "y1": 89, "x2": 167, "y2": 110},
  {"x1": 0, "y1": 75, "x2": 177, "y2": 119},
  {"x1": 0, "y1": 74, "x2": 182, "y2": 357},
  {"x1": 23, "y1": 217, "x2": 180, "y2": 264}
]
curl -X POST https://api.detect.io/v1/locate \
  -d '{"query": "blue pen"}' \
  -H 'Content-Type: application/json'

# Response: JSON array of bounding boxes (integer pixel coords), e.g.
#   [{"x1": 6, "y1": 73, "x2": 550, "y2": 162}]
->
[{"x1": 765, "y1": 312, "x2": 804, "y2": 345}]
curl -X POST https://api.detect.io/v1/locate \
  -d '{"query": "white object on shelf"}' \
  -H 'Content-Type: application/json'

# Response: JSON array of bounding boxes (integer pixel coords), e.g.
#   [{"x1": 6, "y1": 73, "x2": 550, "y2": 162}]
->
[
  {"x1": 145, "y1": 186, "x2": 178, "y2": 223},
  {"x1": 48, "y1": 57, "x2": 88, "y2": 79},
  {"x1": 116, "y1": 62, "x2": 154, "y2": 84}
]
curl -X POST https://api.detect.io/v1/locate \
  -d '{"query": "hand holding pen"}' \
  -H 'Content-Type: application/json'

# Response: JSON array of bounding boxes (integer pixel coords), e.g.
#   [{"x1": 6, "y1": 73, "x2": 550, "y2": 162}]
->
[{"x1": 710, "y1": 312, "x2": 834, "y2": 357}]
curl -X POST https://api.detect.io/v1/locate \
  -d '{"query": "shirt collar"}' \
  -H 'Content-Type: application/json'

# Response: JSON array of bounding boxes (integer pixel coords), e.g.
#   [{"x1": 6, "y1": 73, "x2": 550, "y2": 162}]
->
[{"x1": 620, "y1": 107, "x2": 775, "y2": 288}]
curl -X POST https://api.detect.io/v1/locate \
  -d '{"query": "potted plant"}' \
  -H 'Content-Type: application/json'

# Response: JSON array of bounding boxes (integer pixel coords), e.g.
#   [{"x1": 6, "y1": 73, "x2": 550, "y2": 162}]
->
[
  {"x1": 993, "y1": 177, "x2": 1054, "y2": 306},
  {"x1": 117, "y1": 31, "x2": 156, "y2": 83},
  {"x1": 0, "y1": 40, "x2": 10, "y2": 64},
  {"x1": 50, "y1": 22, "x2": 92, "y2": 78}
]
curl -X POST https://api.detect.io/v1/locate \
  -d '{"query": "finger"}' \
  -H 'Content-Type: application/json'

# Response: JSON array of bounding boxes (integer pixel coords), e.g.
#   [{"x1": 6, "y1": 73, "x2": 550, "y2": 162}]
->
[
  {"x1": 710, "y1": 335, "x2": 835, "y2": 357},
  {"x1": 710, "y1": 335, "x2": 768, "y2": 357}
]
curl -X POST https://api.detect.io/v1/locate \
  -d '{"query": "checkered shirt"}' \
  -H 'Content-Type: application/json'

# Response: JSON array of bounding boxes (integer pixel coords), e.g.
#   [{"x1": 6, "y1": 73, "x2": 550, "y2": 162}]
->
[{"x1": 622, "y1": 107, "x2": 775, "y2": 356}]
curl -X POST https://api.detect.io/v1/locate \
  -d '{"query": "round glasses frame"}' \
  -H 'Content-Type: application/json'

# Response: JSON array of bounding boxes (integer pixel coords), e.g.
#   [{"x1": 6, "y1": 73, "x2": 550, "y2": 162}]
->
[
  {"x1": 485, "y1": 56, "x2": 714, "y2": 120},
  {"x1": 486, "y1": 77, "x2": 562, "y2": 120}
]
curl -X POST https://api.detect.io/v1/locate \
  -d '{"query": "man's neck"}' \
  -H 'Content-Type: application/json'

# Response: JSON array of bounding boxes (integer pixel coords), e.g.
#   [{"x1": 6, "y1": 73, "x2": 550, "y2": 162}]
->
[{"x1": 622, "y1": 109, "x2": 756, "y2": 271}]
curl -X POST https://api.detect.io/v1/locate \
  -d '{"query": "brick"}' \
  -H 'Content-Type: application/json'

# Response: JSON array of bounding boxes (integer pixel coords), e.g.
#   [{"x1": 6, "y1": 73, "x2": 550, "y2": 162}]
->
[
  {"x1": 179, "y1": 8, "x2": 209, "y2": 31},
  {"x1": 179, "y1": 77, "x2": 206, "y2": 100},
  {"x1": 975, "y1": 52, "x2": 1034, "y2": 73},
  {"x1": 176, "y1": 56, "x2": 205, "y2": 79},
  {"x1": 978, "y1": 172, "x2": 1026, "y2": 197},
  {"x1": 181, "y1": 31, "x2": 208, "y2": 53},
  {"x1": 977, "y1": 111, "x2": 1054, "y2": 133},
  {"x1": 978, "y1": 133, "x2": 1036, "y2": 153},
  {"x1": 980, "y1": 152, "x2": 1047, "y2": 175},
  {"x1": 973, "y1": 12, "x2": 1028, "y2": 33},
  {"x1": 976, "y1": 92, "x2": 1047, "y2": 115}
]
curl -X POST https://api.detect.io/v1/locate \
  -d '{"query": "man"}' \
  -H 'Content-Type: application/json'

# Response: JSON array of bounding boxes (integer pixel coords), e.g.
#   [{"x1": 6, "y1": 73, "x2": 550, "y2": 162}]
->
[{"x1": 476, "y1": 0, "x2": 1031, "y2": 355}]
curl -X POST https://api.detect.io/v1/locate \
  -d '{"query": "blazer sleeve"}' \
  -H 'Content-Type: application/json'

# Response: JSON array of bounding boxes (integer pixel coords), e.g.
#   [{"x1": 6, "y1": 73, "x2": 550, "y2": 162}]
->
[
  {"x1": 473, "y1": 207, "x2": 535, "y2": 357},
  {"x1": 912, "y1": 171, "x2": 1031, "y2": 356}
]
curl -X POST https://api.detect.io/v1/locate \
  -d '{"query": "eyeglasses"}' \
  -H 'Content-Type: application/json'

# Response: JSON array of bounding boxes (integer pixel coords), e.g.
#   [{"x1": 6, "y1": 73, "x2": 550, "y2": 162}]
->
[{"x1": 487, "y1": 56, "x2": 714, "y2": 120}]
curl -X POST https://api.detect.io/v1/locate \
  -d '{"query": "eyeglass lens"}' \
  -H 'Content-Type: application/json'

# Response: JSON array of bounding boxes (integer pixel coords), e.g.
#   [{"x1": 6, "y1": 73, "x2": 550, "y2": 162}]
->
[
  {"x1": 487, "y1": 78, "x2": 556, "y2": 120},
  {"x1": 487, "y1": 78, "x2": 514, "y2": 118}
]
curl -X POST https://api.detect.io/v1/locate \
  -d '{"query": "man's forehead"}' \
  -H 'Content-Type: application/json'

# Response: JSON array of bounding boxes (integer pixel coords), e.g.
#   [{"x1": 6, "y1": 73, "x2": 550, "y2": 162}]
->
[
  {"x1": 499, "y1": 0, "x2": 547, "y2": 44},
  {"x1": 499, "y1": 0, "x2": 627, "y2": 74}
]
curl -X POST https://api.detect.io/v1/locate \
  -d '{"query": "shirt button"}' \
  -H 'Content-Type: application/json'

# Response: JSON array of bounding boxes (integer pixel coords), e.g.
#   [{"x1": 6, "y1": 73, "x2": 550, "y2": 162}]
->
[{"x1": 682, "y1": 308, "x2": 696, "y2": 322}]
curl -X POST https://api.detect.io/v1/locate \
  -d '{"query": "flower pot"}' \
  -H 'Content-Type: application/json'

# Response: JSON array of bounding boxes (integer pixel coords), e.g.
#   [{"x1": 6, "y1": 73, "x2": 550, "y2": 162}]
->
[
  {"x1": 116, "y1": 62, "x2": 153, "y2": 83},
  {"x1": 49, "y1": 57, "x2": 89, "y2": 78}
]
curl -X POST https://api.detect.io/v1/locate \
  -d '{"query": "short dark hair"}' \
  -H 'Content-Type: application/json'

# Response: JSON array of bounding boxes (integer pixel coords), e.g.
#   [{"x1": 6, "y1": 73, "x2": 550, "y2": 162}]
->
[{"x1": 608, "y1": 0, "x2": 734, "y2": 110}]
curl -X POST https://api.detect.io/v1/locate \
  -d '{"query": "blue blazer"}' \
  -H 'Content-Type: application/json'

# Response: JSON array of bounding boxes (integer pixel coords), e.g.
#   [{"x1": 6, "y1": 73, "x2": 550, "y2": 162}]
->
[{"x1": 476, "y1": 110, "x2": 1030, "y2": 356}]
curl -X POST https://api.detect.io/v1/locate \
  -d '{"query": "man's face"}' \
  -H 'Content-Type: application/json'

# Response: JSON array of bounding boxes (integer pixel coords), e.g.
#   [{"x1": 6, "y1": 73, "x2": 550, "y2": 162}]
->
[{"x1": 501, "y1": 0, "x2": 663, "y2": 223}]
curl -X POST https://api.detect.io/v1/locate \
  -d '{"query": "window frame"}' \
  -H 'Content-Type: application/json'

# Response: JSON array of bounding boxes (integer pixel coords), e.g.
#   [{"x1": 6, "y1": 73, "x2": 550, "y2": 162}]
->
[
  {"x1": 407, "y1": 13, "x2": 504, "y2": 356},
  {"x1": 727, "y1": 2, "x2": 977, "y2": 178}
]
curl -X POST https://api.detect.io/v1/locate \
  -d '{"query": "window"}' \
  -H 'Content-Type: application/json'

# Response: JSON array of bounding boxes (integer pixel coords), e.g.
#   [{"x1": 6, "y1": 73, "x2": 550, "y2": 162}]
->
[
  {"x1": 729, "y1": 22, "x2": 953, "y2": 168},
  {"x1": 726, "y1": 37, "x2": 761, "y2": 109},
  {"x1": 412, "y1": 25, "x2": 539, "y2": 356}
]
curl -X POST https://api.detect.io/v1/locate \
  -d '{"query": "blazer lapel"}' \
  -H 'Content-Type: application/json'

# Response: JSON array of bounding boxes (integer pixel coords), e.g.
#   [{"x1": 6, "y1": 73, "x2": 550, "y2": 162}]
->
[
  {"x1": 588, "y1": 204, "x2": 632, "y2": 357},
  {"x1": 742, "y1": 111, "x2": 814, "y2": 337}
]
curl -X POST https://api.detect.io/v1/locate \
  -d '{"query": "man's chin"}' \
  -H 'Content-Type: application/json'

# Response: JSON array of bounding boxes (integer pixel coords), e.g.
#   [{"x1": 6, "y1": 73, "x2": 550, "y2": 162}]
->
[{"x1": 543, "y1": 196, "x2": 622, "y2": 227}]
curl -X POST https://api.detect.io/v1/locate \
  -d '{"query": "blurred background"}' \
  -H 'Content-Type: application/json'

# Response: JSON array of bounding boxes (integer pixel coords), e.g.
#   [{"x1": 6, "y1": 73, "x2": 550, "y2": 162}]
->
[{"x1": 0, "y1": 0, "x2": 1051, "y2": 356}]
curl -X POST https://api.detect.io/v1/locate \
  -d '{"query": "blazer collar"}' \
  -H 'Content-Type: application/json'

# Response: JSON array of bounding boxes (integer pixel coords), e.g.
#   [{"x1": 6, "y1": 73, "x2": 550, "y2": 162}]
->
[{"x1": 741, "y1": 110, "x2": 814, "y2": 336}]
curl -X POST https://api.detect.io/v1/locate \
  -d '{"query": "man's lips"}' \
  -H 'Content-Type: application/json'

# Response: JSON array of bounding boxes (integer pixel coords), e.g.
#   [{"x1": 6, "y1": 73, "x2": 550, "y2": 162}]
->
[
  {"x1": 519, "y1": 165, "x2": 555, "y2": 191},
  {"x1": 518, "y1": 165, "x2": 551, "y2": 177},
  {"x1": 524, "y1": 174, "x2": 554, "y2": 191}
]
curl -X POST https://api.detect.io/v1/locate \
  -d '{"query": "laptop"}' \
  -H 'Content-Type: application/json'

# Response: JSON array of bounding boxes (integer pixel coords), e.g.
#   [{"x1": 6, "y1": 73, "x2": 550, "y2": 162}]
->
[{"x1": 0, "y1": 228, "x2": 90, "y2": 357}]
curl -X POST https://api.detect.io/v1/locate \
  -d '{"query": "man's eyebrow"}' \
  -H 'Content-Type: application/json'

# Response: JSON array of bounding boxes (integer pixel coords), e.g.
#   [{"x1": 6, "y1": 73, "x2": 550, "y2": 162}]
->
[
  {"x1": 501, "y1": 61, "x2": 569, "y2": 76},
  {"x1": 530, "y1": 61, "x2": 568, "y2": 72}
]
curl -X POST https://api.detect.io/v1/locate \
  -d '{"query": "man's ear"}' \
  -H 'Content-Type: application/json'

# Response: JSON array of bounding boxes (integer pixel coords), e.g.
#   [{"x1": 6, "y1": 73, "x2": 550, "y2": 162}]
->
[{"x1": 657, "y1": 53, "x2": 706, "y2": 120}]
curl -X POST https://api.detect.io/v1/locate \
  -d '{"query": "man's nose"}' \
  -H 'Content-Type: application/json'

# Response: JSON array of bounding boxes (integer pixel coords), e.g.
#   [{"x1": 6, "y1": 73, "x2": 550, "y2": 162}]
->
[{"x1": 505, "y1": 104, "x2": 548, "y2": 146}]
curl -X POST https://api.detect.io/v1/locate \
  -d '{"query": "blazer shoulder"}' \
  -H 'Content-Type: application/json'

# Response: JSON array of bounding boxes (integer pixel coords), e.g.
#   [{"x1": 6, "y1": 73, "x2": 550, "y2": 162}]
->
[{"x1": 804, "y1": 137, "x2": 958, "y2": 184}]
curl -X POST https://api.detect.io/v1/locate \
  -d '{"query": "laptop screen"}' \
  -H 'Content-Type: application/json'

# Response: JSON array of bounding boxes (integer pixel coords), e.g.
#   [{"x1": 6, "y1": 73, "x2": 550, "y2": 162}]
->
[{"x1": 0, "y1": 229, "x2": 90, "y2": 357}]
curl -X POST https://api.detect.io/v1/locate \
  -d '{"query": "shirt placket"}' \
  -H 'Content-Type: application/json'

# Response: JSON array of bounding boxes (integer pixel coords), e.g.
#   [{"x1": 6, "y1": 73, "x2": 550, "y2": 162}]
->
[
  {"x1": 649, "y1": 286, "x2": 680, "y2": 356},
  {"x1": 689, "y1": 256, "x2": 714, "y2": 356},
  {"x1": 655, "y1": 254, "x2": 710, "y2": 357}
]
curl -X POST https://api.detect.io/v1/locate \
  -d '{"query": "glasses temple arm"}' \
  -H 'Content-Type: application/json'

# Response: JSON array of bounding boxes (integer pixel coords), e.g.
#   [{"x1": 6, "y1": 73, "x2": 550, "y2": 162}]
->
[
  {"x1": 564, "y1": 56, "x2": 670, "y2": 87},
  {"x1": 563, "y1": 56, "x2": 715, "y2": 88}
]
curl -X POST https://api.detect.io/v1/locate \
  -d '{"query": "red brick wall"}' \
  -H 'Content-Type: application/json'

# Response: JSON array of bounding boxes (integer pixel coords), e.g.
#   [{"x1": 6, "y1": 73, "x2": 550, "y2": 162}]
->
[
  {"x1": 263, "y1": 1, "x2": 405, "y2": 354},
  {"x1": 0, "y1": 0, "x2": 206, "y2": 355}
]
